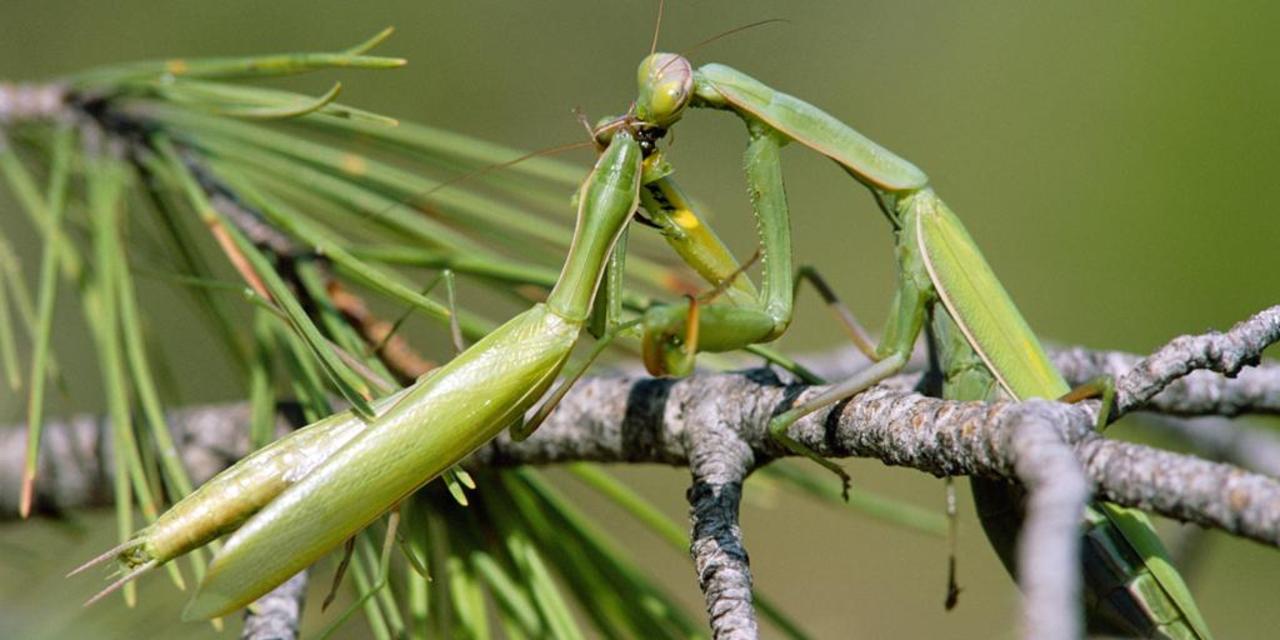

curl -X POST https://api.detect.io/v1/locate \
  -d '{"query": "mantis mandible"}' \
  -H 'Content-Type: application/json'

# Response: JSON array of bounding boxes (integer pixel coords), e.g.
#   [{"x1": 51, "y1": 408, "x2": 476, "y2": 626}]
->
[
  {"x1": 600, "y1": 46, "x2": 1212, "y2": 637},
  {"x1": 77, "y1": 129, "x2": 646, "y2": 619}
]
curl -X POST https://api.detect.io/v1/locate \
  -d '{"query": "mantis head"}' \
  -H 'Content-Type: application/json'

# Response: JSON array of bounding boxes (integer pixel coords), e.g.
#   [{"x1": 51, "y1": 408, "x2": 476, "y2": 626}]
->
[{"x1": 635, "y1": 52, "x2": 693, "y2": 129}]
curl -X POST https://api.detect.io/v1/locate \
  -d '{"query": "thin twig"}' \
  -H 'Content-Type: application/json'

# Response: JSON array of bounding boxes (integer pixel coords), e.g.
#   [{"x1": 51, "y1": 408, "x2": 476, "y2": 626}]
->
[{"x1": 1112, "y1": 305, "x2": 1280, "y2": 415}]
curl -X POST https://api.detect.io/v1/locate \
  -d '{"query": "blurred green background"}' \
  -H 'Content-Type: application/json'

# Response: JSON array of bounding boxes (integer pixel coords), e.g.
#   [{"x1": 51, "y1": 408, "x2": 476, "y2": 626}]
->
[{"x1": 1, "y1": 1, "x2": 1277, "y2": 638}]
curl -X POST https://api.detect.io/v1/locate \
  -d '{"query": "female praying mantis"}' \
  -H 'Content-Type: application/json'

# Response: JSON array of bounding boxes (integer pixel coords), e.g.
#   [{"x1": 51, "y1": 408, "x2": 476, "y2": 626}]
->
[
  {"x1": 78, "y1": 129, "x2": 647, "y2": 619},
  {"x1": 603, "y1": 49, "x2": 1212, "y2": 637}
]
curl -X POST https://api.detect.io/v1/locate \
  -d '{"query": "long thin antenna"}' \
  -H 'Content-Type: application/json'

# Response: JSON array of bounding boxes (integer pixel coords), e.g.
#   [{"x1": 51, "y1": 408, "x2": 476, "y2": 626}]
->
[
  {"x1": 649, "y1": 0, "x2": 666, "y2": 56},
  {"x1": 651, "y1": 17, "x2": 790, "y2": 81},
  {"x1": 413, "y1": 140, "x2": 593, "y2": 200},
  {"x1": 682, "y1": 18, "x2": 788, "y2": 59}
]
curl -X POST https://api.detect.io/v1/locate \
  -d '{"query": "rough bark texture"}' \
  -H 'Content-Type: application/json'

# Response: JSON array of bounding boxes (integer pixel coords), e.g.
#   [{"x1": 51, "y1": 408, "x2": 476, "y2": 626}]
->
[
  {"x1": 1111, "y1": 306, "x2": 1280, "y2": 415},
  {"x1": 685, "y1": 373, "x2": 762, "y2": 639},
  {"x1": 6, "y1": 308, "x2": 1280, "y2": 640},
  {"x1": 241, "y1": 571, "x2": 308, "y2": 640},
  {"x1": 1007, "y1": 403, "x2": 1089, "y2": 640},
  {"x1": 1055, "y1": 347, "x2": 1280, "y2": 417}
]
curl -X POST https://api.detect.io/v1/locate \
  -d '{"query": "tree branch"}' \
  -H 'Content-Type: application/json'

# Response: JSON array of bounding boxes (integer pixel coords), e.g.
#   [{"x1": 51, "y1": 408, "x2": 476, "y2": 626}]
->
[
  {"x1": 1134, "y1": 414, "x2": 1280, "y2": 478},
  {"x1": 0, "y1": 82, "x2": 66, "y2": 125},
  {"x1": 1112, "y1": 305, "x2": 1280, "y2": 415},
  {"x1": 1007, "y1": 403, "x2": 1088, "y2": 640},
  {"x1": 10, "y1": 372, "x2": 1276, "y2": 544},
  {"x1": 1053, "y1": 346, "x2": 1280, "y2": 417},
  {"x1": 798, "y1": 322, "x2": 1280, "y2": 419},
  {"x1": 685, "y1": 376, "x2": 760, "y2": 639},
  {"x1": 6, "y1": 308, "x2": 1280, "y2": 639},
  {"x1": 1080, "y1": 437, "x2": 1280, "y2": 542},
  {"x1": 1049, "y1": 308, "x2": 1280, "y2": 418}
]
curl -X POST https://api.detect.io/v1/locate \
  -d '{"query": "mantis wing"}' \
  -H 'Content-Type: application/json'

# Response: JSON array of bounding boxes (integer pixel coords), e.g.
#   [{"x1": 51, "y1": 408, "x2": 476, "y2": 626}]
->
[
  {"x1": 914, "y1": 195, "x2": 1066, "y2": 399},
  {"x1": 915, "y1": 195, "x2": 1213, "y2": 638},
  {"x1": 184, "y1": 305, "x2": 578, "y2": 620}
]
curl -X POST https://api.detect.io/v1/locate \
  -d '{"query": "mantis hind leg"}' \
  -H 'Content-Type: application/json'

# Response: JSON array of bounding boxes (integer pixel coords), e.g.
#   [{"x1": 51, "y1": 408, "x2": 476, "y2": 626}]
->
[
  {"x1": 322, "y1": 536, "x2": 359, "y2": 612},
  {"x1": 317, "y1": 512, "x2": 402, "y2": 638},
  {"x1": 794, "y1": 265, "x2": 877, "y2": 361},
  {"x1": 321, "y1": 506, "x2": 403, "y2": 612},
  {"x1": 767, "y1": 353, "x2": 907, "y2": 500},
  {"x1": 768, "y1": 254, "x2": 930, "y2": 497},
  {"x1": 944, "y1": 477, "x2": 963, "y2": 610}
]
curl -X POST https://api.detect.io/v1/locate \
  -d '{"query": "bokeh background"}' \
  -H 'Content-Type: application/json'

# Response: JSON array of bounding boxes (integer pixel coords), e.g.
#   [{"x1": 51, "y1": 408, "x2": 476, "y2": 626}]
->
[{"x1": 1, "y1": 1, "x2": 1277, "y2": 638}]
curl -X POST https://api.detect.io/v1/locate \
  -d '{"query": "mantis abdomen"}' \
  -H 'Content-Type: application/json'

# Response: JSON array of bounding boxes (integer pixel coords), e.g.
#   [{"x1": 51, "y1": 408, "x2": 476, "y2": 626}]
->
[
  {"x1": 920, "y1": 204, "x2": 1211, "y2": 638},
  {"x1": 183, "y1": 304, "x2": 579, "y2": 619}
]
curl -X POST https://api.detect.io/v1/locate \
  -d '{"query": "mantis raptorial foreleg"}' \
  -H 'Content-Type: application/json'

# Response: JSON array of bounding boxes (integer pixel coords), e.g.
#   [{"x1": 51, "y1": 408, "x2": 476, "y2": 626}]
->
[
  {"x1": 637, "y1": 126, "x2": 793, "y2": 377},
  {"x1": 621, "y1": 126, "x2": 865, "y2": 487},
  {"x1": 636, "y1": 173, "x2": 881, "y2": 369}
]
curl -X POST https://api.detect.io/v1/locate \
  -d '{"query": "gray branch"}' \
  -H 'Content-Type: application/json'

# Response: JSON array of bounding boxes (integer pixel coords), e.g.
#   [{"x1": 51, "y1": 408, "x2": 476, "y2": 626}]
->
[
  {"x1": 0, "y1": 82, "x2": 67, "y2": 125},
  {"x1": 1112, "y1": 305, "x2": 1280, "y2": 415},
  {"x1": 1132, "y1": 414, "x2": 1280, "y2": 479},
  {"x1": 6, "y1": 310, "x2": 1280, "y2": 640},
  {"x1": 9, "y1": 375, "x2": 1280, "y2": 638},
  {"x1": 1080, "y1": 437, "x2": 1280, "y2": 542},
  {"x1": 1007, "y1": 403, "x2": 1088, "y2": 640},
  {"x1": 1050, "y1": 307, "x2": 1280, "y2": 418},
  {"x1": 242, "y1": 571, "x2": 308, "y2": 640},
  {"x1": 685, "y1": 377, "x2": 760, "y2": 639},
  {"x1": 802, "y1": 346, "x2": 1280, "y2": 420},
  {"x1": 1053, "y1": 347, "x2": 1280, "y2": 417}
]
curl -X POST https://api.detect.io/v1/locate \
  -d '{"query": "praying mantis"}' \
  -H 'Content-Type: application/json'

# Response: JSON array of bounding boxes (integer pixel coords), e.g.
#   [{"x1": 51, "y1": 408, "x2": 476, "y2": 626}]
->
[
  {"x1": 78, "y1": 128, "x2": 648, "y2": 619},
  {"x1": 593, "y1": 47, "x2": 1213, "y2": 637}
]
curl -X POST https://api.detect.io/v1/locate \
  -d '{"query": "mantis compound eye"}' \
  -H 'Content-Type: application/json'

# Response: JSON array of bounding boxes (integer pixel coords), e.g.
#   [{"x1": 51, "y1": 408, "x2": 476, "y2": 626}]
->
[{"x1": 635, "y1": 53, "x2": 693, "y2": 128}]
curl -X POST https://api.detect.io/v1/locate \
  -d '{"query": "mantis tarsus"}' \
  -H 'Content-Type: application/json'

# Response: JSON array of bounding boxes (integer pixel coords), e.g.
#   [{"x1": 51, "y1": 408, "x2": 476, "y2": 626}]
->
[{"x1": 604, "y1": 48, "x2": 1212, "y2": 637}]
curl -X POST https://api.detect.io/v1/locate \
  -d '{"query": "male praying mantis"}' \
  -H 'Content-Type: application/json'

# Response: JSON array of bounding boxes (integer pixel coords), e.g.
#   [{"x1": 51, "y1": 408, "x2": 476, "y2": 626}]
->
[{"x1": 600, "y1": 48, "x2": 1212, "y2": 637}]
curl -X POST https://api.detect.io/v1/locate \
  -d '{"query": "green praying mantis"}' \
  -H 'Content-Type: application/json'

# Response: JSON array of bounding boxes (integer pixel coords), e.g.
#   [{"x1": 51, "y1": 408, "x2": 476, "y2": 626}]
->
[
  {"x1": 76, "y1": 128, "x2": 650, "y2": 619},
  {"x1": 590, "y1": 47, "x2": 1213, "y2": 637}
]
